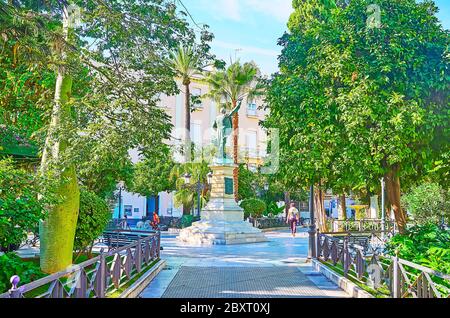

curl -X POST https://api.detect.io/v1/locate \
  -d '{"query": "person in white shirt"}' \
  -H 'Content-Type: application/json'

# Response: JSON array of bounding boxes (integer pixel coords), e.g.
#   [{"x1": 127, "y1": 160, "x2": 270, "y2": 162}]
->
[{"x1": 286, "y1": 202, "x2": 299, "y2": 237}]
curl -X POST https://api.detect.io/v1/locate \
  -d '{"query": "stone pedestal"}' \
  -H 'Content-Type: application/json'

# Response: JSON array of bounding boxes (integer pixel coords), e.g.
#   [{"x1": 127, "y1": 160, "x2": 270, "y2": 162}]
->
[{"x1": 177, "y1": 163, "x2": 267, "y2": 245}]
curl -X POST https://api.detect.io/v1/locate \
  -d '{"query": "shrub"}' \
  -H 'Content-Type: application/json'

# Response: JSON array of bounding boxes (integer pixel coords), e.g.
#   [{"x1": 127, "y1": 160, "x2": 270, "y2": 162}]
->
[
  {"x1": 74, "y1": 190, "x2": 111, "y2": 259},
  {"x1": 240, "y1": 198, "x2": 266, "y2": 219},
  {"x1": 386, "y1": 224, "x2": 450, "y2": 274},
  {"x1": 401, "y1": 182, "x2": 449, "y2": 225},
  {"x1": 264, "y1": 202, "x2": 285, "y2": 217},
  {"x1": 180, "y1": 215, "x2": 200, "y2": 228},
  {"x1": 0, "y1": 253, "x2": 44, "y2": 293},
  {"x1": 0, "y1": 159, "x2": 51, "y2": 252}
]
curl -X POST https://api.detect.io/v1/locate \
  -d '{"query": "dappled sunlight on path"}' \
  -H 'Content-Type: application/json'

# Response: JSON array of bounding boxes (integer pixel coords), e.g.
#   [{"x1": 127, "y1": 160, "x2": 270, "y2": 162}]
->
[{"x1": 139, "y1": 228, "x2": 349, "y2": 298}]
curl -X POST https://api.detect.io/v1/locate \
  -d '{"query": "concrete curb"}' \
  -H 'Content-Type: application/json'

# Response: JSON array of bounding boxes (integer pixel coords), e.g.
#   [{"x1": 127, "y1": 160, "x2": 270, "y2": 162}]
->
[
  {"x1": 312, "y1": 259, "x2": 374, "y2": 298},
  {"x1": 119, "y1": 259, "x2": 166, "y2": 298}
]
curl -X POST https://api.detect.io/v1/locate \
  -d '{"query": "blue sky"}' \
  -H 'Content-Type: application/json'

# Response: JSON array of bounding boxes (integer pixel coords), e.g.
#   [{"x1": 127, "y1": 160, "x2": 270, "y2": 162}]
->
[{"x1": 182, "y1": 0, "x2": 450, "y2": 75}]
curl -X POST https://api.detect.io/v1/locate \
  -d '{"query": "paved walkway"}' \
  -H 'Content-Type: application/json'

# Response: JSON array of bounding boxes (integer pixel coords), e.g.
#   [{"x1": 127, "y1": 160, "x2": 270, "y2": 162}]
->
[{"x1": 140, "y1": 228, "x2": 349, "y2": 298}]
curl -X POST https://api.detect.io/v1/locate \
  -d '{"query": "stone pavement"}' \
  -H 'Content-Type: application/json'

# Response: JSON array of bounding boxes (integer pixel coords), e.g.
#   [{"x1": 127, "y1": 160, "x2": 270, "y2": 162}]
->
[{"x1": 139, "y1": 228, "x2": 349, "y2": 298}]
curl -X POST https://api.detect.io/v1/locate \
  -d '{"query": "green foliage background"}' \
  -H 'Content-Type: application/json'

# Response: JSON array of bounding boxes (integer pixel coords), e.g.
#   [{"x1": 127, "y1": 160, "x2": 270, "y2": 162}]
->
[
  {"x1": 402, "y1": 182, "x2": 449, "y2": 225},
  {"x1": 0, "y1": 159, "x2": 53, "y2": 250},
  {"x1": 0, "y1": 253, "x2": 44, "y2": 294},
  {"x1": 386, "y1": 224, "x2": 450, "y2": 274},
  {"x1": 240, "y1": 198, "x2": 267, "y2": 219}
]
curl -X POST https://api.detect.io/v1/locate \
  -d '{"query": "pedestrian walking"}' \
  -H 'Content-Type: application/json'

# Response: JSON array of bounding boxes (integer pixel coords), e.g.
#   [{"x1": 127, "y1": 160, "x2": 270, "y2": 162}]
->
[{"x1": 286, "y1": 202, "x2": 299, "y2": 237}]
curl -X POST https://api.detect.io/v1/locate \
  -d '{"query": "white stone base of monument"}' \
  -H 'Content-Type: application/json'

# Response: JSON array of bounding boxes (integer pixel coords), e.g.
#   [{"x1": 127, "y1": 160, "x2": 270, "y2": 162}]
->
[
  {"x1": 177, "y1": 164, "x2": 267, "y2": 245},
  {"x1": 178, "y1": 220, "x2": 268, "y2": 245}
]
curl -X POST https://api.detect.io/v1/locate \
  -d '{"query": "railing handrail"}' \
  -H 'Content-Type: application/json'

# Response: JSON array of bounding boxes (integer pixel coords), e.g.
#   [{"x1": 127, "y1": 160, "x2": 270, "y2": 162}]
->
[
  {"x1": 316, "y1": 232, "x2": 450, "y2": 298},
  {"x1": 319, "y1": 230, "x2": 392, "y2": 235},
  {"x1": 397, "y1": 258, "x2": 450, "y2": 280},
  {"x1": 0, "y1": 231, "x2": 160, "y2": 298}
]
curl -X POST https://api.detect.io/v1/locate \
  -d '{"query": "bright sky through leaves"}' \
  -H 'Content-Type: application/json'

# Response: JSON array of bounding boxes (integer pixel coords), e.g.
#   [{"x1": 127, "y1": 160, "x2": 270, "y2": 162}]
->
[{"x1": 181, "y1": 0, "x2": 450, "y2": 75}]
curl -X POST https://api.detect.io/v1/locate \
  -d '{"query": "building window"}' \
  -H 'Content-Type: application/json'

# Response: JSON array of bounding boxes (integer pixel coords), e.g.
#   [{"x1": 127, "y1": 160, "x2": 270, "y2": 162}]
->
[
  {"x1": 190, "y1": 122, "x2": 202, "y2": 147},
  {"x1": 124, "y1": 205, "x2": 133, "y2": 216},
  {"x1": 192, "y1": 88, "x2": 203, "y2": 109},
  {"x1": 134, "y1": 208, "x2": 139, "y2": 213},
  {"x1": 246, "y1": 131, "x2": 257, "y2": 158},
  {"x1": 247, "y1": 103, "x2": 257, "y2": 116}
]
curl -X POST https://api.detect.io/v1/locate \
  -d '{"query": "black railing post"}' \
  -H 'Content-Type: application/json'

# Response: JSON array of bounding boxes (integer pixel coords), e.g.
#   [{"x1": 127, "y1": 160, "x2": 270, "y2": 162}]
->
[
  {"x1": 316, "y1": 230, "x2": 321, "y2": 259},
  {"x1": 308, "y1": 184, "x2": 316, "y2": 260},
  {"x1": 343, "y1": 236, "x2": 349, "y2": 277}
]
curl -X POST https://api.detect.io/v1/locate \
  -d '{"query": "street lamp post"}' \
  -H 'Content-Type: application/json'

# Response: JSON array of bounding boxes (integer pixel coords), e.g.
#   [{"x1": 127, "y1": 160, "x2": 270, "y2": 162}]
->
[
  {"x1": 183, "y1": 172, "x2": 213, "y2": 218},
  {"x1": 380, "y1": 177, "x2": 385, "y2": 239},
  {"x1": 117, "y1": 181, "x2": 125, "y2": 220},
  {"x1": 308, "y1": 184, "x2": 316, "y2": 260}
]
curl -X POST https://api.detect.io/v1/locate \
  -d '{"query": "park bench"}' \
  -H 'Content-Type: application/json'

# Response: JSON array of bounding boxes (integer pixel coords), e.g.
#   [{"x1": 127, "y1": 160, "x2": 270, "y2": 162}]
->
[{"x1": 102, "y1": 230, "x2": 156, "y2": 251}]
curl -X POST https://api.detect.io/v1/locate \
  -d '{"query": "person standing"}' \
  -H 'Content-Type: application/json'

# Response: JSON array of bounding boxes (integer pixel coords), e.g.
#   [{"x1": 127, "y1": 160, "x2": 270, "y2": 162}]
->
[
  {"x1": 151, "y1": 211, "x2": 160, "y2": 230},
  {"x1": 286, "y1": 202, "x2": 299, "y2": 237}
]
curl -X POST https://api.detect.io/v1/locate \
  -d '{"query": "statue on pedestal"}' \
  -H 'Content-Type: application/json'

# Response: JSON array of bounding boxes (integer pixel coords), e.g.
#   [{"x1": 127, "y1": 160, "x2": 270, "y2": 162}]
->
[{"x1": 212, "y1": 101, "x2": 242, "y2": 163}]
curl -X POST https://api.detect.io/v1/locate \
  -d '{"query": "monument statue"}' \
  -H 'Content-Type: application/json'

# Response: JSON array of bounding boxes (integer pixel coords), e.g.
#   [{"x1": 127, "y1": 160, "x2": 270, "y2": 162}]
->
[
  {"x1": 177, "y1": 100, "x2": 266, "y2": 245},
  {"x1": 212, "y1": 101, "x2": 242, "y2": 163}
]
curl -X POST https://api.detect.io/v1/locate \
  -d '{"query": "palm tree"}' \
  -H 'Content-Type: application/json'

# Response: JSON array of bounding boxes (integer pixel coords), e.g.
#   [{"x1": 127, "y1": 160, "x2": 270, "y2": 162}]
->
[
  {"x1": 170, "y1": 160, "x2": 210, "y2": 216},
  {"x1": 205, "y1": 60, "x2": 264, "y2": 201},
  {"x1": 168, "y1": 45, "x2": 202, "y2": 163}
]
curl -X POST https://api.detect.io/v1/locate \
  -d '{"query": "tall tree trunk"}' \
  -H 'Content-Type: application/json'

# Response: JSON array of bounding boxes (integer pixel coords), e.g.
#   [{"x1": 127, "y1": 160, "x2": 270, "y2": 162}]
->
[
  {"x1": 232, "y1": 100, "x2": 239, "y2": 202},
  {"x1": 183, "y1": 203, "x2": 191, "y2": 216},
  {"x1": 314, "y1": 185, "x2": 327, "y2": 232},
  {"x1": 385, "y1": 166, "x2": 407, "y2": 233},
  {"x1": 338, "y1": 194, "x2": 347, "y2": 220},
  {"x1": 184, "y1": 82, "x2": 191, "y2": 163},
  {"x1": 39, "y1": 7, "x2": 80, "y2": 274},
  {"x1": 337, "y1": 193, "x2": 346, "y2": 231}
]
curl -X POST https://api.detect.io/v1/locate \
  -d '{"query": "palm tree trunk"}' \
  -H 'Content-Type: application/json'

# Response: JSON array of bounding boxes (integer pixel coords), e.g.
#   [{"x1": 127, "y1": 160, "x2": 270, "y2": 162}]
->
[
  {"x1": 232, "y1": 100, "x2": 239, "y2": 202},
  {"x1": 385, "y1": 166, "x2": 407, "y2": 233},
  {"x1": 183, "y1": 203, "x2": 191, "y2": 216},
  {"x1": 39, "y1": 7, "x2": 80, "y2": 274},
  {"x1": 184, "y1": 83, "x2": 191, "y2": 163}
]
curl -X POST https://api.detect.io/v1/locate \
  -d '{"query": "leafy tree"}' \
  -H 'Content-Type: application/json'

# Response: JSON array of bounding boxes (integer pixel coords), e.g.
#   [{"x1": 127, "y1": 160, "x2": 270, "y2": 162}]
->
[
  {"x1": 74, "y1": 189, "x2": 111, "y2": 260},
  {"x1": 130, "y1": 146, "x2": 176, "y2": 198},
  {"x1": 264, "y1": 0, "x2": 449, "y2": 233},
  {"x1": 205, "y1": 60, "x2": 264, "y2": 201},
  {"x1": 0, "y1": 158, "x2": 53, "y2": 251},
  {"x1": 1, "y1": 0, "x2": 212, "y2": 272},
  {"x1": 237, "y1": 164, "x2": 258, "y2": 201},
  {"x1": 401, "y1": 182, "x2": 449, "y2": 226},
  {"x1": 170, "y1": 155, "x2": 211, "y2": 216},
  {"x1": 240, "y1": 198, "x2": 266, "y2": 219}
]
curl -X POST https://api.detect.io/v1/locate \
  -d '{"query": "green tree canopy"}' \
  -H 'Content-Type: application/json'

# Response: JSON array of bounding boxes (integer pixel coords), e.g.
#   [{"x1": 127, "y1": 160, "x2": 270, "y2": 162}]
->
[
  {"x1": 0, "y1": 0, "x2": 214, "y2": 271},
  {"x1": 129, "y1": 146, "x2": 176, "y2": 198},
  {"x1": 264, "y1": 0, "x2": 449, "y2": 232}
]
